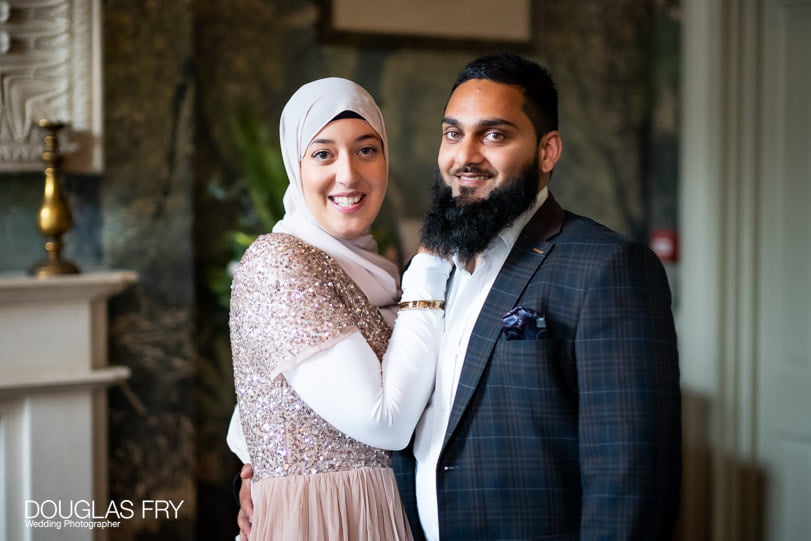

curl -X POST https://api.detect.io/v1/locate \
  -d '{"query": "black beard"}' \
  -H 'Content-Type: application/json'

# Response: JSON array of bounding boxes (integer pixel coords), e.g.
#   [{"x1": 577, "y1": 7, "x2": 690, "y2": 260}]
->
[{"x1": 420, "y1": 162, "x2": 540, "y2": 262}]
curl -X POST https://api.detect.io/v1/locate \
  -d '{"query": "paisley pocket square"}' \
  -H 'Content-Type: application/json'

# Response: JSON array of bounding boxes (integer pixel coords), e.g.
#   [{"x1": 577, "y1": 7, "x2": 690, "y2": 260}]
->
[{"x1": 501, "y1": 305, "x2": 548, "y2": 340}]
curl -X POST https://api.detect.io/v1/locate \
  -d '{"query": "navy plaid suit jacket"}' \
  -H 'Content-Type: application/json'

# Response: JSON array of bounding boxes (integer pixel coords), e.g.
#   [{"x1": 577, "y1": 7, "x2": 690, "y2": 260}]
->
[{"x1": 394, "y1": 194, "x2": 681, "y2": 540}]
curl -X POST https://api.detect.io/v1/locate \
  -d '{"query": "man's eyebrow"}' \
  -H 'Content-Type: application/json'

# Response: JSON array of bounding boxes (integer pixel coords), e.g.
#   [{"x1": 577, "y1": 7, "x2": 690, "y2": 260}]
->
[{"x1": 441, "y1": 117, "x2": 518, "y2": 129}]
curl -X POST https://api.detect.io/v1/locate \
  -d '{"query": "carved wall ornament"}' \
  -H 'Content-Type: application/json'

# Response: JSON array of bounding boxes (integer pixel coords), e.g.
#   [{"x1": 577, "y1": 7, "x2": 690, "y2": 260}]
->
[{"x1": 0, "y1": 0, "x2": 102, "y2": 172}]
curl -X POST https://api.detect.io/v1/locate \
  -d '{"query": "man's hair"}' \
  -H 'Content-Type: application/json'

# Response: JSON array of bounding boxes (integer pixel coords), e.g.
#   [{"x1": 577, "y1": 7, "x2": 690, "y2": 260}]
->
[{"x1": 449, "y1": 52, "x2": 558, "y2": 138}]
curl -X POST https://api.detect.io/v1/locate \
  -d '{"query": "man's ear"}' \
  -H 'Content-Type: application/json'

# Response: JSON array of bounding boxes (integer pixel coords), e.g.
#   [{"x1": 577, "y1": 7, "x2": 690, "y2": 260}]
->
[{"x1": 538, "y1": 131, "x2": 562, "y2": 174}]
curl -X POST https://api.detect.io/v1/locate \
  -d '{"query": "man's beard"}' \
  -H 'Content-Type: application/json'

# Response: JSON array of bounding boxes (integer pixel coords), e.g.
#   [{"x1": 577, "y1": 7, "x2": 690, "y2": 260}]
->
[{"x1": 420, "y1": 161, "x2": 540, "y2": 262}]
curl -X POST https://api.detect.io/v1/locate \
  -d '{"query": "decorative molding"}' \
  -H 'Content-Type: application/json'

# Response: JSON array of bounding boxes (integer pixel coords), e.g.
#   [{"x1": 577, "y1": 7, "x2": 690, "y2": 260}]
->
[
  {"x1": 0, "y1": 0, "x2": 102, "y2": 172},
  {"x1": 678, "y1": 3, "x2": 726, "y2": 539},
  {"x1": 0, "y1": 269, "x2": 134, "y2": 541},
  {"x1": 0, "y1": 269, "x2": 138, "y2": 303},
  {"x1": 680, "y1": 0, "x2": 779, "y2": 539}
]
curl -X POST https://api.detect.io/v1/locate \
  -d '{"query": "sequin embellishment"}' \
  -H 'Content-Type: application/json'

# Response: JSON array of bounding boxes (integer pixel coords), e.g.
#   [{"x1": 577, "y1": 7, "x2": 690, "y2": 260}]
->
[{"x1": 231, "y1": 233, "x2": 392, "y2": 480}]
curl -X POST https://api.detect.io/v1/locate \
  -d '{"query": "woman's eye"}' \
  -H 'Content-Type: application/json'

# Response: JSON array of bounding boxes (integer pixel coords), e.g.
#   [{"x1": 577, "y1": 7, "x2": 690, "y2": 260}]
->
[
  {"x1": 358, "y1": 145, "x2": 378, "y2": 157},
  {"x1": 312, "y1": 150, "x2": 330, "y2": 160}
]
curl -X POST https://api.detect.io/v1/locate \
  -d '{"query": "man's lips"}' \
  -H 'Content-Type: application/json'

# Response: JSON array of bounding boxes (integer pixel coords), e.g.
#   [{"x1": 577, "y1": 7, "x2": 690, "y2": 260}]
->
[{"x1": 452, "y1": 169, "x2": 494, "y2": 185}]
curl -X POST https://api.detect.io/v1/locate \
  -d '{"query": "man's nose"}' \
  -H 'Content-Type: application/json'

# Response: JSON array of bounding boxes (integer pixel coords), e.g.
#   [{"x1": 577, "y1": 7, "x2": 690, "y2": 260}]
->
[{"x1": 454, "y1": 137, "x2": 483, "y2": 167}]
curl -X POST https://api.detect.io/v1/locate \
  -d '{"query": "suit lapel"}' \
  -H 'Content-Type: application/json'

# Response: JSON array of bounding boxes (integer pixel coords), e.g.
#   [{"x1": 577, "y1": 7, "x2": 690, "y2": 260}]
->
[{"x1": 442, "y1": 194, "x2": 564, "y2": 449}]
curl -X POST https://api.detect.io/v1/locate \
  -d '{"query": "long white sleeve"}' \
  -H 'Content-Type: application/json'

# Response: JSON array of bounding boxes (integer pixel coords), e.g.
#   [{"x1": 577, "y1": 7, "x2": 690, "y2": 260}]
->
[
  {"x1": 284, "y1": 253, "x2": 450, "y2": 450},
  {"x1": 226, "y1": 405, "x2": 250, "y2": 464}
]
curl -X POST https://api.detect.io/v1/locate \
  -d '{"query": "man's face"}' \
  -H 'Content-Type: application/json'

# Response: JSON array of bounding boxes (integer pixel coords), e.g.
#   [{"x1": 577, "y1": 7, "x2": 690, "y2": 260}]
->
[{"x1": 438, "y1": 79, "x2": 541, "y2": 200}]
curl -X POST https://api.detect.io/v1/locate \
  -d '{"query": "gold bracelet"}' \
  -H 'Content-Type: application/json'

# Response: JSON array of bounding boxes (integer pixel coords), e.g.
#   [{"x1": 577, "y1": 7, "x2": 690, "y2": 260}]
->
[{"x1": 398, "y1": 300, "x2": 445, "y2": 311}]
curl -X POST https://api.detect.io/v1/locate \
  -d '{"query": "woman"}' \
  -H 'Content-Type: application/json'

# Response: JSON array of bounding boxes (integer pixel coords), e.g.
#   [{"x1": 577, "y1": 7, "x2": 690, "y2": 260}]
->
[{"x1": 229, "y1": 78, "x2": 449, "y2": 540}]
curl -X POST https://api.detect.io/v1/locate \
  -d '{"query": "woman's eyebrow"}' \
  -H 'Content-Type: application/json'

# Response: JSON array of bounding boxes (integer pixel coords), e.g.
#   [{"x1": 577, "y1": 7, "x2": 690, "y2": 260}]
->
[{"x1": 309, "y1": 133, "x2": 380, "y2": 145}]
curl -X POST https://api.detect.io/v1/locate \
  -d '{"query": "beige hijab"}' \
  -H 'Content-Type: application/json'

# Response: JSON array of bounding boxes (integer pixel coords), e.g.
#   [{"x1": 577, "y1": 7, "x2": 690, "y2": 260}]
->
[{"x1": 273, "y1": 77, "x2": 399, "y2": 323}]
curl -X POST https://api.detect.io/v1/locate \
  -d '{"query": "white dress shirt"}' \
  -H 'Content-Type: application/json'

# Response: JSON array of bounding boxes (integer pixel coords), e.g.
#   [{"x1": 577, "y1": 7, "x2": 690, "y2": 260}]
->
[{"x1": 412, "y1": 188, "x2": 547, "y2": 541}]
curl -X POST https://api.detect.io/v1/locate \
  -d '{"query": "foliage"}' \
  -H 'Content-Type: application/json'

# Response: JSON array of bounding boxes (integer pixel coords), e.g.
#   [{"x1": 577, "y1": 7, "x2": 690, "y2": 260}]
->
[{"x1": 206, "y1": 108, "x2": 289, "y2": 308}]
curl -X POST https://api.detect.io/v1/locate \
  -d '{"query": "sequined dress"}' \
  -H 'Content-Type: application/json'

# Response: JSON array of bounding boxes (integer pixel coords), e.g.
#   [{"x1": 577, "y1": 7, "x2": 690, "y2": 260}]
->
[{"x1": 231, "y1": 233, "x2": 412, "y2": 540}]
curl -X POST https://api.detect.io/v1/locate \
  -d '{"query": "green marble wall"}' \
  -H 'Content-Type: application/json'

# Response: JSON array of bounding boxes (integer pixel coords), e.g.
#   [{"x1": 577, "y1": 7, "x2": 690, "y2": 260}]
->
[
  {"x1": 103, "y1": 1, "x2": 196, "y2": 539},
  {"x1": 0, "y1": 0, "x2": 679, "y2": 539}
]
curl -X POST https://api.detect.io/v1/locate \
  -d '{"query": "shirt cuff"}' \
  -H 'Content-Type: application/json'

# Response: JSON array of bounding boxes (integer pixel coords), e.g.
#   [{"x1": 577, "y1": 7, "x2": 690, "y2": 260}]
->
[
  {"x1": 226, "y1": 405, "x2": 251, "y2": 464},
  {"x1": 400, "y1": 253, "x2": 452, "y2": 302}
]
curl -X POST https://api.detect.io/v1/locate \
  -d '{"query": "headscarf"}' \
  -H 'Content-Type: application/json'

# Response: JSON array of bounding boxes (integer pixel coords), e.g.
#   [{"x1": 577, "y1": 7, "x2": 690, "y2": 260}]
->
[{"x1": 273, "y1": 77, "x2": 400, "y2": 324}]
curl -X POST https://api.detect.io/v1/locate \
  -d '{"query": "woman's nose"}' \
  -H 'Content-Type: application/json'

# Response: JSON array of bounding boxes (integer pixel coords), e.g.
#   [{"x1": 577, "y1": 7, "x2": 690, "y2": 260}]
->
[{"x1": 335, "y1": 155, "x2": 359, "y2": 186}]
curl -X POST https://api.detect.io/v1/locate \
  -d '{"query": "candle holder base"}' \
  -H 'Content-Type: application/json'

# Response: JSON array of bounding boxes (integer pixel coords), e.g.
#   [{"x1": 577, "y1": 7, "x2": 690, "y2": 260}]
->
[{"x1": 28, "y1": 257, "x2": 80, "y2": 278}]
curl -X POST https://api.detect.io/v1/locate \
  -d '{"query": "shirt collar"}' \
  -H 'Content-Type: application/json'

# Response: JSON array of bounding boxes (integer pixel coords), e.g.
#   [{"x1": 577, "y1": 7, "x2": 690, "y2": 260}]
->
[{"x1": 451, "y1": 187, "x2": 549, "y2": 273}]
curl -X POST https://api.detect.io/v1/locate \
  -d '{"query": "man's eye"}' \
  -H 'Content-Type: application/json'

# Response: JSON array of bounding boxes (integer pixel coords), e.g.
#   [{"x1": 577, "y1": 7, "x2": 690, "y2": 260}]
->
[
  {"x1": 484, "y1": 131, "x2": 504, "y2": 142},
  {"x1": 443, "y1": 129, "x2": 461, "y2": 140}
]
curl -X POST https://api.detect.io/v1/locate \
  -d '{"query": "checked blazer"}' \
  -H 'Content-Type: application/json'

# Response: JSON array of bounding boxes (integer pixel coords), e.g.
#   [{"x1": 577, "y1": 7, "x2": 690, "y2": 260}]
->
[{"x1": 394, "y1": 194, "x2": 682, "y2": 540}]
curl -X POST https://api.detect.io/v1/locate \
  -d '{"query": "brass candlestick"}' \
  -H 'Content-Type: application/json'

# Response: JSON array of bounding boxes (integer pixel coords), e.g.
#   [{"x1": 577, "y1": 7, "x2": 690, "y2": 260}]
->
[{"x1": 28, "y1": 119, "x2": 80, "y2": 277}]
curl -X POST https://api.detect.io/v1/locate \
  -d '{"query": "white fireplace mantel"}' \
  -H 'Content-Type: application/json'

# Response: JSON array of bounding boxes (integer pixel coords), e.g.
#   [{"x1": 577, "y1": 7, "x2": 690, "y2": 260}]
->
[{"x1": 0, "y1": 270, "x2": 136, "y2": 541}]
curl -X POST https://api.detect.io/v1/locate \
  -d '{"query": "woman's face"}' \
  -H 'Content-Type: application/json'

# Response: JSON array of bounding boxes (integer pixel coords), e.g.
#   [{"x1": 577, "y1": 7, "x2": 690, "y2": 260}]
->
[{"x1": 300, "y1": 117, "x2": 387, "y2": 240}]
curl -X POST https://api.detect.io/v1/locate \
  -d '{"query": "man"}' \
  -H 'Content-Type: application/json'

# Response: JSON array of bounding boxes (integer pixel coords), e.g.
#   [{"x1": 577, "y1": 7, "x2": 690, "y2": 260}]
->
[
  {"x1": 404, "y1": 52, "x2": 680, "y2": 540},
  {"x1": 233, "y1": 52, "x2": 681, "y2": 540}
]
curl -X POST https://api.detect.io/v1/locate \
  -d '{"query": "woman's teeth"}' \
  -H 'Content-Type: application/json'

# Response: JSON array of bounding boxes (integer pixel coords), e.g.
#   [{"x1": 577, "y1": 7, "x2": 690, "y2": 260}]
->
[{"x1": 331, "y1": 195, "x2": 363, "y2": 207}]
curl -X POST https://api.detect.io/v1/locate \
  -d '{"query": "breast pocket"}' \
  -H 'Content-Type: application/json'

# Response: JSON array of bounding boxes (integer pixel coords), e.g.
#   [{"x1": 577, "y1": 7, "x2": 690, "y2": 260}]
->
[{"x1": 491, "y1": 336, "x2": 575, "y2": 407}]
